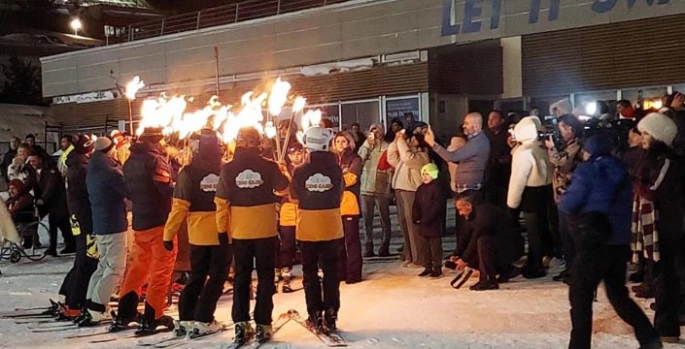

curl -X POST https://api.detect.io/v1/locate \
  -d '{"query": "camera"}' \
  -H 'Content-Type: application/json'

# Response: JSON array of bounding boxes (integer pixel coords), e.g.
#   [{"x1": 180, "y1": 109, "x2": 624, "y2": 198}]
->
[{"x1": 538, "y1": 116, "x2": 564, "y2": 150}]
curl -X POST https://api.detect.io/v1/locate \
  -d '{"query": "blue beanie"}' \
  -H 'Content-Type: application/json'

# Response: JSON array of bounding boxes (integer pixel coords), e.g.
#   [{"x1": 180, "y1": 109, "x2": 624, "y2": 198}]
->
[{"x1": 582, "y1": 134, "x2": 614, "y2": 157}]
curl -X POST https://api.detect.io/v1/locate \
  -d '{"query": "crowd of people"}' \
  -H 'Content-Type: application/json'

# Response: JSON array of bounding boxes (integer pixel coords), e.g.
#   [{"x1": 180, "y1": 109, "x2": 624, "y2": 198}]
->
[{"x1": 1, "y1": 93, "x2": 684, "y2": 348}]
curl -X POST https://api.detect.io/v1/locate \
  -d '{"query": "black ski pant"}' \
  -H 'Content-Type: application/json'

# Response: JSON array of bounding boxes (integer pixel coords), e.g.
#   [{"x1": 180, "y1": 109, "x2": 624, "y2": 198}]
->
[
  {"x1": 569, "y1": 244, "x2": 660, "y2": 349},
  {"x1": 179, "y1": 244, "x2": 232, "y2": 323},
  {"x1": 232, "y1": 237, "x2": 277, "y2": 326},
  {"x1": 416, "y1": 235, "x2": 442, "y2": 272},
  {"x1": 277, "y1": 226, "x2": 297, "y2": 270},
  {"x1": 338, "y1": 216, "x2": 362, "y2": 283},
  {"x1": 653, "y1": 238, "x2": 685, "y2": 338},
  {"x1": 47, "y1": 212, "x2": 75, "y2": 252},
  {"x1": 558, "y1": 211, "x2": 576, "y2": 272},
  {"x1": 300, "y1": 238, "x2": 341, "y2": 317},
  {"x1": 63, "y1": 232, "x2": 98, "y2": 310}
]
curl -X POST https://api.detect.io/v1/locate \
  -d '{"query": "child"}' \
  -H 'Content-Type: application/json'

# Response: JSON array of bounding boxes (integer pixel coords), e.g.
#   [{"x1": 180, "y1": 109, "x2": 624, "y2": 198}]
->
[{"x1": 412, "y1": 163, "x2": 445, "y2": 278}]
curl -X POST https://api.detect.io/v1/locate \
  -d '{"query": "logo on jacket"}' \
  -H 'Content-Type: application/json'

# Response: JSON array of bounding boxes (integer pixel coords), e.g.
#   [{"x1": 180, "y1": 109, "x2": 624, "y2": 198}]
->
[
  {"x1": 236, "y1": 169, "x2": 264, "y2": 189},
  {"x1": 305, "y1": 173, "x2": 333, "y2": 192},
  {"x1": 200, "y1": 174, "x2": 219, "y2": 192}
]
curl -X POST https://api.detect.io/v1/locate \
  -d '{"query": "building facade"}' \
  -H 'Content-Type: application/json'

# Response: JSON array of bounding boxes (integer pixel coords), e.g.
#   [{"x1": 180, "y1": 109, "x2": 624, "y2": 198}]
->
[{"x1": 40, "y1": 0, "x2": 685, "y2": 139}]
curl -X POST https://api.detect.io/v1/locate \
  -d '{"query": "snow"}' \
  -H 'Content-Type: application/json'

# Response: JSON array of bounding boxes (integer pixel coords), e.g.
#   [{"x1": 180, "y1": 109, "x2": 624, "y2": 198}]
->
[{"x1": 0, "y1": 209, "x2": 681, "y2": 349}]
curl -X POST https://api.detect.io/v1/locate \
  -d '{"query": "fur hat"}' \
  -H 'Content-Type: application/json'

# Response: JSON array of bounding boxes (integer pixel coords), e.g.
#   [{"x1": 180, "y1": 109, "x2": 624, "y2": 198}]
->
[
  {"x1": 95, "y1": 137, "x2": 115, "y2": 154},
  {"x1": 637, "y1": 112, "x2": 677, "y2": 147}
]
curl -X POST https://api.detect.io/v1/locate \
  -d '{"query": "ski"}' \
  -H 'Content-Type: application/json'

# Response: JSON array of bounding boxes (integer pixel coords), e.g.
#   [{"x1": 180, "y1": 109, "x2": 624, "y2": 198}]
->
[
  {"x1": 86, "y1": 327, "x2": 174, "y2": 344},
  {"x1": 34, "y1": 320, "x2": 113, "y2": 333},
  {"x1": 0, "y1": 312, "x2": 54, "y2": 319},
  {"x1": 28, "y1": 321, "x2": 77, "y2": 330},
  {"x1": 451, "y1": 268, "x2": 474, "y2": 290},
  {"x1": 287, "y1": 309, "x2": 346, "y2": 347},
  {"x1": 64, "y1": 324, "x2": 134, "y2": 339},
  {"x1": 151, "y1": 325, "x2": 233, "y2": 349},
  {"x1": 15, "y1": 318, "x2": 58, "y2": 325},
  {"x1": 220, "y1": 313, "x2": 291, "y2": 349}
]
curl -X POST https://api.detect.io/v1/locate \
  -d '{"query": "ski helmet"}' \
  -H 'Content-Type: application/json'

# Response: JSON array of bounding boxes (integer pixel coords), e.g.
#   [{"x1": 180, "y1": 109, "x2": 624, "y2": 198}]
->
[{"x1": 303, "y1": 127, "x2": 334, "y2": 152}]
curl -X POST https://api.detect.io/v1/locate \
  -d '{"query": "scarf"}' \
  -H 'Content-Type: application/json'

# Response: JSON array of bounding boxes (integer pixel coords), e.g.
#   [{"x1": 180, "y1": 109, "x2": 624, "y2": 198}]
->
[{"x1": 631, "y1": 194, "x2": 660, "y2": 263}]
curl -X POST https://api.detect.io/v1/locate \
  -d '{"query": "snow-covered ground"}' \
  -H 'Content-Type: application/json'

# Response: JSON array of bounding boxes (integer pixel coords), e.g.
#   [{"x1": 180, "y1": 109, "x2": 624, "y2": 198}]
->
[{"x1": 0, "y1": 211, "x2": 681, "y2": 349}]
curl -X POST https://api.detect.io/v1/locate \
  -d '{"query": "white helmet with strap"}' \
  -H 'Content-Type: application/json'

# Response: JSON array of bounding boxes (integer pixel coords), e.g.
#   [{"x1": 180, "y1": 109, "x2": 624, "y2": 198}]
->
[{"x1": 303, "y1": 127, "x2": 334, "y2": 152}]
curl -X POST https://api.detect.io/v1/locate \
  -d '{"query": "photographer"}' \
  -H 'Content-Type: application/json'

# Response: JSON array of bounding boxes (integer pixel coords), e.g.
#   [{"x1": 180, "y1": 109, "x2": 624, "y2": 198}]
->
[{"x1": 545, "y1": 114, "x2": 584, "y2": 283}]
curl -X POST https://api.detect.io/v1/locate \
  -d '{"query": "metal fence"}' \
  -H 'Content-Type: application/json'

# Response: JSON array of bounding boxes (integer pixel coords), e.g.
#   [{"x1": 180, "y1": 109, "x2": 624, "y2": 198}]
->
[{"x1": 127, "y1": 0, "x2": 350, "y2": 42}]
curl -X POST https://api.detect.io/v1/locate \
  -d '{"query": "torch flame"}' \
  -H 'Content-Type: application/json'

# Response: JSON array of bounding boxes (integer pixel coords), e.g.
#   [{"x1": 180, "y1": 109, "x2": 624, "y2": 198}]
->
[
  {"x1": 293, "y1": 96, "x2": 307, "y2": 114},
  {"x1": 125, "y1": 76, "x2": 145, "y2": 100},
  {"x1": 267, "y1": 78, "x2": 291, "y2": 117}
]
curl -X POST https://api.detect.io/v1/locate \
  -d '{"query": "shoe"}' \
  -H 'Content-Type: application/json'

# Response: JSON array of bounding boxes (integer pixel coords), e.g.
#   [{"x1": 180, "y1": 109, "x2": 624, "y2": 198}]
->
[
  {"x1": 34, "y1": 241, "x2": 42, "y2": 249},
  {"x1": 324, "y1": 309, "x2": 337, "y2": 332},
  {"x1": 56, "y1": 305, "x2": 81, "y2": 321},
  {"x1": 543, "y1": 256, "x2": 553, "y2": 269},
  {"x1": 431, "y1": 269, "x2": 442, "y2": 278},
  {"x1": 418, "y1": 269, "x2": 432, "y2": 277},
  {"x1": 363, "y1": 250, "x2": 375, "y2": 258},
  {"x1": 41, "y1": 299, "x2": 61, "y2": 316},
  {"x1": 44, "y1": 249, "x2": 58, "y2": 257},
  {"x1": 192, "y1": 320, "x2": 223, "y2": 337},
  {"x1": 396, "y1": 245, "x2": 404, "y2": 253},
  {"x1": 403, "y1": 262, "x2": 421, "y2": 269},
  {"x1": 661, "y1": 336, "x2": 679, "y2": 344},
  {"x1": 469, "y1": 281, "x2": 499, "y2": 291},
  {"x1": 553, "y1": 269, "x2": 570, "y2": 282},
  {"x1": 639, "y1": 338, "x2": 664, "y2": 349},
  {"x1": 173, "y1": 320, "x2": 193, "y2": 338},
  {"x1": 378, "y1": 248, "x2": 390, "y2": 257},
  {"x1": 255, "y1": 323, "x2": 272, "y2": 343},
  {"x1": 307, "y1": 311, "x2": 326, "y2": 334},
  {"x1": 521, "y1": 266, "x2": 546, "y2": 279},
  {"x1": 363, "y1": 242, "x2": 375, "y2": 258},
  {"x1": 232, "y1": 321, "x2": 254, "y2": 345},
  {"x1": 135, "y1": 315, "x2": 175, "y2": 336},
  {"x1": 109, "y1": 311, "x2": 139, "y2": 332},
  {"x1": 345, "y1": 279, "x2": 362, "y2": 285},
  {"x1": 497, "y1": 266, "x2": 521, "y2": 283},
  {"x1": 60, "y1": 246, "x2": 76, "y2": 255}
]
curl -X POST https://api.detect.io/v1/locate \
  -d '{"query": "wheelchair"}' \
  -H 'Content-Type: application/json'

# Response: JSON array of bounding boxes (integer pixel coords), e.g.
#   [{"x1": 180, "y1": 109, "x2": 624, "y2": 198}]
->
[{"x1": 0, "y1": 209, "x2": 48, "y2": 263}]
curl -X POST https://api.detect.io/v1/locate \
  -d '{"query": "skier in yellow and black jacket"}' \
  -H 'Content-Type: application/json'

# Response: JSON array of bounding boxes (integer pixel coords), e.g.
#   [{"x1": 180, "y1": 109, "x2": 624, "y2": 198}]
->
[
  {"x1": 163, "y1": 129, "x2": 230, "y2": 338},
  {"x1": 215, "y1": 127, "x2": 289, "y2": 346},
  {"x1": 290, "y1": 126, "x2": 344, "y2": 335}
]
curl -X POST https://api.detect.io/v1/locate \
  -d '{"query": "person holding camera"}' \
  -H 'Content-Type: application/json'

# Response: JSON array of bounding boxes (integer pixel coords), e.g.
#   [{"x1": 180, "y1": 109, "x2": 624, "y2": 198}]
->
[
  {"x1": 560, "y1": 134, "x2": 662, "y2": 349},
  {"x1": 545, "y1": 114, "x2": 584, "y2": 283}
]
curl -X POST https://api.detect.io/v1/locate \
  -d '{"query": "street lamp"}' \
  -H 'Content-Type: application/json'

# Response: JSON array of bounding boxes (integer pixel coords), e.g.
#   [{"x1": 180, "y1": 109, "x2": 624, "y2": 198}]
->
[{"x1": 70, "y1": 18, "x2": 82, "y2": 36}]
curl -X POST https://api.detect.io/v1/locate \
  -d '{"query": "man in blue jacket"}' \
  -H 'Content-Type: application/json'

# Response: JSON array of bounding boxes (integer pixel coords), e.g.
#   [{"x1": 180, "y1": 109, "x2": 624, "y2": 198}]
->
[
  {"x1": 79, "y1": 137, "x2": 128, "y2": 327},
  {"x1": 560, "y1": 135, "x2": 662, "y2": 349}
]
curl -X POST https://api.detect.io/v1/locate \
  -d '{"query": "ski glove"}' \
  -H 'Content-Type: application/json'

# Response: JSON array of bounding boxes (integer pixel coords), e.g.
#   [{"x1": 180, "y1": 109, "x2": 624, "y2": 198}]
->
[{"x1": 163, "y1": 240, "x2": 174, "y2": 252}]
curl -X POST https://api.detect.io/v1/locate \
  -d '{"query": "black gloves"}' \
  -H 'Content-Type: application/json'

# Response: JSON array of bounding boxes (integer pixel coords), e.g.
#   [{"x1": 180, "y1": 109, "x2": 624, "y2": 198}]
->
[
  {"x1": 163, "y1": 240, "x2": 174, "y2": 252},
  {"x1": 218, "y1": 232, "x2": 230, "y2": 247}
]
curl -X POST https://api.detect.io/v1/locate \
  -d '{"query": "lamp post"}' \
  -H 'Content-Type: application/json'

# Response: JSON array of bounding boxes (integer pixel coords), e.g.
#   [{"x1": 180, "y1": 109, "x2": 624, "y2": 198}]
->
[{"x1": 70, "y1": 18, "x2": 82, "y2": 36}]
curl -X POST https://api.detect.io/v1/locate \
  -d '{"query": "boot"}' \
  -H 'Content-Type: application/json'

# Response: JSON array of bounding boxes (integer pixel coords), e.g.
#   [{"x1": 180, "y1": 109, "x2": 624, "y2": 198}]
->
[
  {"x1": 109, "y1": 310, "x2": 140, "y2": 332},
  {"x1": 41, "y1": 299, "x2": 60, "y2": 316},
  {"x1": 135, "y1": 315, "x2": 175, "y2": 336},
  {"x1": 418, "y1": 268, "x2": 431, "y2": 277},
  {"x1": 78, "y1": 309, "x2": 112, "y2": 327},
  {"x1": 324, "y1": 309, "x2": 338, "y2": 332},
  {"x1": 192, "y1": 319, "x2": 223, "y2": 338},
  {"x1": 307, "y1": 311, "x2": 325, "y2": 334},
  {"x1": 255, "y1": 323, "x2": 272, "y2": 343},
  {"x1": 638, "y1": 339, "x2": 664, "y2": 349},
  {"x1": 378, "y1": 244, "x2": 390, "y2": 257},
  {"x1": 363, "y1": 242, "x2": 375, "y2": 258},
  {"x1": 469, "y1": 280, "x2": 499, "y2": 291},
  {"x1": 173, "y1": 320, "x2": 193, "y2": 338},
  {"x1": 232, "y1": 321, "x2": 253, "y2": 345}
]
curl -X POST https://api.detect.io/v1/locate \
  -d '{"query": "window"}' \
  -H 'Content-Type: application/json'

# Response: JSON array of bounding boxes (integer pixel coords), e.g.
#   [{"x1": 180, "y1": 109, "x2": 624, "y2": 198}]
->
[{"x1": 341, "y1": 101, "x2": 380, "y2": 132}]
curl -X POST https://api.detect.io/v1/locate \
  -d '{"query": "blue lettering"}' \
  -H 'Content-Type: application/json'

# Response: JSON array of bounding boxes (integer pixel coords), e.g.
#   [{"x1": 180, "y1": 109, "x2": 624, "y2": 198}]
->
[
  {"x1": 463, "y1": 0, "x2": 483, "y2": 33},
  {"x1": 549, "y1": 0, "x2": 560, "y2": 21},
  {"x1": 530, "y1": 0, "x2": 560, "y2": 23},
  {"x1": 593, "y1": 0, "x2": 669, "y2": 13},
  {"x1": 529, "y1": 0, "x2": 541, "y2": 23},
  {"x1": 490, "y1": 0, "x2": 502, "y2": 29},
  {"x1": 441, "y1": 0, "x2": 459, "y2": 36}
]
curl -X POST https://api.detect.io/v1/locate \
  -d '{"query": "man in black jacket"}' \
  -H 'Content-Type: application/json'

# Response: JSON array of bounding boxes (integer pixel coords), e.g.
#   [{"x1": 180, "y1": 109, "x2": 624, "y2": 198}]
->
[
  {"x1": 29, "y1": 154, "x2": 74, "y2": 256},
  {"x1": 453, "y1": 192, "x2": 524, "y2": 291},
  {"x1": 484, "y1": 110, "x2": 511, "y2": 208},
  {"x1": 2, "y1": 136, "x2": 20, "y2": 183}
]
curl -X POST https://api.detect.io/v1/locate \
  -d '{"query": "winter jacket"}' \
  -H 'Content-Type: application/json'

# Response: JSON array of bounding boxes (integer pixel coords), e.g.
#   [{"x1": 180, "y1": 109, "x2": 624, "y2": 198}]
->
[
  {"x1": 507, "y1": 117, "x2": 552, "y2": 209},
  {"x1": 1, "y1": 148, "x2": 16, "y2": 182},
  {"x1": 164, "y1": 155, "x2": 222, "y2": 246},
  {"x1": 7, "y1": 192, "x2": 35, "y2": 224},
  {"x1": 123, "y1": 142, "x2": 174, "y2": 231},
  {"x1": 548, "y1": 140, "x2": 582, "y2": 203},
  {"x1": 358, "y1": 138, "x2": 392, "y2": 197},
  {"x1": 58, "y1": 145, "x2": 74, "y2": 178},
  {"x1": 669, "y1": 109, "x2": 685, "y2": 157},
  {"x1": 559, "y1": 154, "x2": 632, "y2": 245},
  {"x1": 86, "y1": 151, "x2": 128, "y2": 235},
  {"x1": 387, "y1": 137, "x2": 430, "y2": 192},
  {"x1": 431, "y1": 131, "x2": 490, "y2": 189},
  {"x1": 620, "y1": 145, "x2": 643, "y2": 178},
  {"x1": 336, "y1": 147, "x2": 362, "y2": 216},
  {"x1": 290, "y1": 151, "x2": 344, "y2": 242},
  {"x1": 279, "y1": 163, "x2": 299, "y2": 227},
  {"x1": 34, "y1": 166, "x2": 69, "y2": 219},
  {"x1": 461, "y1": 201, "x2": 523, "y2": 266},
  {"x1": 8, "y1": 160, "x2": 37, "y2": 193},
  {"x1": 411, "y1": 180, "x2": 445, "y2": 238},
  {"x1": 484, "y1": 128, "x2": 512, "y2": 190},
  {"x1": 66, "y1": 151, "x2": 93, "y2": 235},
  {"x1": 215, "y1": 148, "x2": 289, "y2": 240}
]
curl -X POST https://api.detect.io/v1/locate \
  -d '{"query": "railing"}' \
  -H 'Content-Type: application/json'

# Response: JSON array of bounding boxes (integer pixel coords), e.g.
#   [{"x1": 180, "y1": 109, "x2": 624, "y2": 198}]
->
[{"x1": 126, "y1": 0, "x2": 351, "y2": 42}]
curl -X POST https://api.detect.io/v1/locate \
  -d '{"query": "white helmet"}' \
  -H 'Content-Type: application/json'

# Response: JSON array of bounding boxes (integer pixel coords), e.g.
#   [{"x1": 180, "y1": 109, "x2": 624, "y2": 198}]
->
[{"x1": 303, "y1": 127, "x2": 334, "y2": 152}]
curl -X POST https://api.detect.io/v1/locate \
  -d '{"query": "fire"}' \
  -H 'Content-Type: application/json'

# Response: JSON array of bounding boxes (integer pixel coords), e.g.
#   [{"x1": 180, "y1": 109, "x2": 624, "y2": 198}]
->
[
  {"x1": 125, "y1": 76, "x2": 145, "y2": 100},
  {"x1": 267, "y1": 78, "x2": 292, "y2": 117},
  {"x1": 293, "y1": 96, "x2": 307, "y2": 114}
]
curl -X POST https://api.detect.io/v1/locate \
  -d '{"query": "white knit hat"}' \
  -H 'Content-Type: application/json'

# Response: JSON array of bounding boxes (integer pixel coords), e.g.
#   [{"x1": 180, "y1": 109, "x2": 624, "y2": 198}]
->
[{"x1": 637, "y1": 112, "x2": 678, "y2": 147}]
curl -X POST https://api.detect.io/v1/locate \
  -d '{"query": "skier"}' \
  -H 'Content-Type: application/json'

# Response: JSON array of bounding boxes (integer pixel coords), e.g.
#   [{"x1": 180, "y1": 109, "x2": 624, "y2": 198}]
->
[
  {"x1": 290, "y1": 126, "x2": 344, "y2": 333},
  {"x1": 114, "y1": 127, "x2": 176, "y2": 334},
  {"x1": 163, "y1": 129, "x2": 232, "y2": 337},
  {"x1": 276, "y1": 142, "x2": 305, "y2": 292},
  {"x1": 215, "y1": 127, "x2": 290, "y2": 346}
]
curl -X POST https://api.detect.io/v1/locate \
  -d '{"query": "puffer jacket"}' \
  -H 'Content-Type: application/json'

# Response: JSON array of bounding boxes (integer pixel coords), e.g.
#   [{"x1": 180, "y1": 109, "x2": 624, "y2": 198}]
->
[
  {"x1": 358, "y1": 127, "x2": 392, "y2": 197},
  {"x1": 86, "y1": 151, "x2": 128, "y2": 235},
  {"x1": 336, "y1": 142, "x2": 362, "y2": 216},
  {"x1": 559, "y1": 155, "x2": 632, "y2": 245},
  {"x1": 387, "y1": 136, "x2": 430, "y2": 192},
  {"x1": 507, "y1": 116, "x2": 552, "y2": 209}
]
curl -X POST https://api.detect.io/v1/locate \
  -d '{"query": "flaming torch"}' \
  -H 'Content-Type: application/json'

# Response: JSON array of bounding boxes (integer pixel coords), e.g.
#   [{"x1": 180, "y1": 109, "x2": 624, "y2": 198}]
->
[
  {"x1": 279, "y1": 96, "x2": 306, "y2": 162},
  {"x1": 125, "y1": 76, "x2": 145, "y2": 135},
  {"x1": 267, "y1": 78, "x2": 292, "y2": 161}
]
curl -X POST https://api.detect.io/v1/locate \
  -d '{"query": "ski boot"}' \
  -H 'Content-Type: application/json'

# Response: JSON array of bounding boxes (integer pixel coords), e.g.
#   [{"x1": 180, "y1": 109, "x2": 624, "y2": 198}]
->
[
  {"x1": 109, "y1": 310, "x2": 140, "y2": 332},
  {"x1": 173, "y1": 320, "x2": 193, "y2": 338},
  {"x1": 324, "y1": 309, "x2": 338, "y2": 333},
  {"x1": 191, "y1": 319, "x2": 223, "y2": 338},
  {"x1": 135, "y1": 315, "x2": 175, "y2": 336},
  {"x1": 232, "y1": 321, "x2": 254, "y2": 346},
  {"x1": 41, "y1": 299, "x2": 61, "y2": 316},
  {"x1": 56, "y1": 305, "x2": 81, "y2": 321},
  {"x1": 255, "y1": 323, "x2": 272, "y2": 343},
  {"x1": 307, "y1": 311, "x2": 326, "y2": 334},
  {"x1": 78, "y1": 309, "x2": 112, "y2": 327}
]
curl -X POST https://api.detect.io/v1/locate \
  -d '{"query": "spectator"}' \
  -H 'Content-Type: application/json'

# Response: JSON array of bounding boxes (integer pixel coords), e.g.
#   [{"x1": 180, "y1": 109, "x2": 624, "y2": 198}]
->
[
  {"x1": 29, "y1": 154, "x2": 74, "y2": 256},
  {"x1": 633, "y1": 113, "x2": 684, "y2": 343},
  {"x1": 484, "y1": 110, "x2": 512, "y2": 208},
  {"x1": 8, "y1": 143, "x2": 37, "y2": 191},
  {"x1": 111, "y1": 131, "x2": 132, "y2": 165},
  {"x1": 81, "y1": 136, "x2": 128, "y2": 326},
  {"x1": 1, "y1": 136, "x2": 20, "y2": 182},
  {"x1": 507, "y1": 116, "x2": 552, "y2": 279},
  {"x1": 387, "y1": 128, "x2": 431, "y2": 267},
  {"x1": 58, "y1": 135, "x2": 74, "y2": 178},
  {"x1": 388, "y1": 118, "x2": 404, "y2": 137},
  {"x1": 25, "y1": 134, "x2": 50, "y2": 164},
  {"x1": 349, "y1": 123, "x2": 366, "y2": 152},
  {"x1": 446, "y1": 135, "x2": 467, "y2": 193},
  {"x1": 333, "y1": 132, "x2": 363, "y2": 284},
  {"x1": 617, "y1": 100, "x2": 638, "y2": 120},
  {"x1": 453, "y1": 192, "x2": 524, "y2": 291},
  {"x1": 621, "y1": 127, "x2": 644, "y2": 175},
  {"x1": 550, "y1": 99, "x2": 573, "y2": 117},
  {"x1": 545, "y1": 114, "x2": 584, "y2": 283},
  {"x1": 560, "y1": 134, "x2": 662, "y2": 349},
  {"x1": 358, "y1": 124, "x2": 393, "y2": 257},
  {"x1": 6, "y1": 179, "x2": 36, "y2": 248},
  {"x1": 411, "y1": 163, "x2": 446, "y2": 278}
]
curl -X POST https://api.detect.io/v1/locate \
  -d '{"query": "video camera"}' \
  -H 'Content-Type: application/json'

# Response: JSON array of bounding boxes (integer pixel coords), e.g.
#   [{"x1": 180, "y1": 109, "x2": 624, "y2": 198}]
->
[{"x1": 538, "y1": 116, "x2": 564, "y2": 150}]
